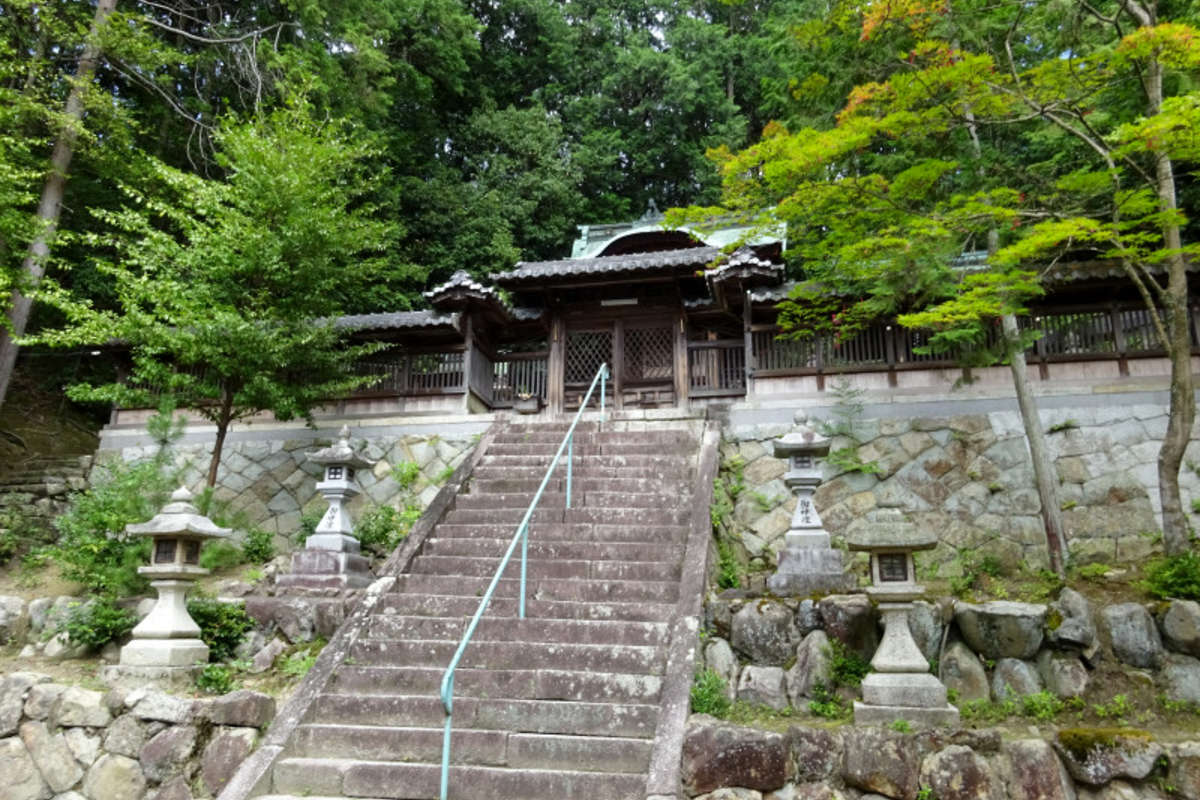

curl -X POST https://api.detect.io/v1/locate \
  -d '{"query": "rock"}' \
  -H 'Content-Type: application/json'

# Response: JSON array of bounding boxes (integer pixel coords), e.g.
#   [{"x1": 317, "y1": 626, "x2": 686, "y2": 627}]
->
[
  {"x1": 20, "y1": 721, "x2": 84, "y2": 793},
  {"x1": 991, "y1": 658, "x2": 1043, "y2": 701},
  {"x1": 819, "y1": 594, "x2": 878, "y2": 658},
  {"x1": 50, "y1": 687, "x2": 111, "y2": 729},
  {"x1": 794, "y1": 599, "x2": 821, "y2": 637},
  {"x1": 954, "y1": 601, "x2": 1046, "y2": 659},
  {"x1": 1168, "y1": 741, "x2": 1200, "y2": 800},
  {"x1": 205, "y1": 690, "x2": 276, "y2": 728},
  {"x1": 102, "y1": 715, "x2": 147, "y2": 759},
  {"x1": 0, "y1": 737, "x2": 51, "y2": 800},
  {"x1": 1048, "y1": 588, "x2": 1096, "y2": 651},
  {"x1": 139, "y1": 725, "x2": 197, "y2": 783},
  {"x1": 786, "y1": 631, "x2": 832, "y2": 704},
  {"x1": 999, "y1": 739, "x2": 1075, "y2": 800},
  {"x1": 907, "y1": 601, "x2": 945, "y2": 663},
  {"x1": 705, "y1": 638, "x2": 739, "y2": 702},
  {"x1": 249, "y1": 637, "x2": 286, "y2": 674},
  {"x1": 0, "y1": 594, "x2": 27, "y2": 643},
  {"x1": 1037, "y1": 650, "x2": 1089, "y2": 698},
  {"x1": 1076, "y1": 779, "x2": 1168, "y2": 800},
  {"x1": 681, "y1": 717, "x2": 791, "y2": 795},
  {"x1": 919, "y1": 745, "x2": 1003, "y2": 800},
  {"x1": 62, "y1": 728, "x2": 100, "y2": 767},
  {"x1": 738, "y1": 666, "x2": 789, "y2": 711},
  {"x1": 150, "y1": 775, "x2": 192, "y2": 800},
  {"x1": 1160, "y1": 600, "x2": 1200, "y2": 657},
  {"x1": 83, "y1": 755, "x2": 146, "y2": 800},
  {"x1": 200, "y1": 727, "x2": 257, "y2": 794},
  {"x1": 731, "y1": 602, "x2": 798, "y2": 666},
  {"x1": 843, "y1": 728, "x2": 922, "y2": 800},
  {"x1": 233, "y1": 630, "x2": 267, "y2": 662},
  {"x1": 1161, "y1": 653, "x2": 1200, "y2": 703},
  {"x1": 941, "y1": 641, "x2": 989, "y2": 703},
  {"x1": 131, "y1": 691, "x2": 194, "y2": 725},
  {"x1": 787, "y1": 727, "x2": 843, "y2": 782},
  {"x1": 697, "y1": 790, "x2": 763, "y2": 800},
  {"x1": 28, "y1": 598, "x2": 53, "y2": 633},
  {"x1": 42, "y1": 632, "x2": 88, "y2": 661},
  {"x1": 24, "y1": 685, "x2": 65, "y2": 721},
  {"x1": 1101, "y1": 603, "x2": 1162, "y2": 668},
  {"x1": 1053, "y1": 729, "x2": 1163, "y2": 786},
  {"x1": 1, "y1": 672, "x2": 49, "y2": 736}
]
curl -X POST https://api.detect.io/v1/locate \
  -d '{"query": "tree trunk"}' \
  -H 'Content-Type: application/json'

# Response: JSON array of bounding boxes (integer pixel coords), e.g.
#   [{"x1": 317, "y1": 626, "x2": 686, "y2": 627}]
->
[
  {"x1": 1003, "y1": 313, "x2": 1068, "y2": 576},
  {"x1": 0, "y1": 0, "x2": 117, "y2": 410},
  {"x1": 206, "y1": 390, "x2": 234, "y2": 488}
]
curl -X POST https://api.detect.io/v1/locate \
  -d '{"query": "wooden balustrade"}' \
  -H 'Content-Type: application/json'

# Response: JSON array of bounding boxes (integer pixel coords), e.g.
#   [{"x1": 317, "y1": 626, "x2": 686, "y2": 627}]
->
[{"x1": 687, "y1": 340, "x2": 746, "y2": 397}]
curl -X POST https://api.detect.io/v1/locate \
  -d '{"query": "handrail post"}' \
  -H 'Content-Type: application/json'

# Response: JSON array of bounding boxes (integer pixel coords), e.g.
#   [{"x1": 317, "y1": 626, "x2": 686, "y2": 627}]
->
[
  {"x1": 519, "y1": 520, "x2": 528, "y2": 619},
  {"x1": 440, "y1": 700, "x2": 453, "y2": 800},
  {"x1": 566, "y1": 433, "x2": 573, "y2": 509}
]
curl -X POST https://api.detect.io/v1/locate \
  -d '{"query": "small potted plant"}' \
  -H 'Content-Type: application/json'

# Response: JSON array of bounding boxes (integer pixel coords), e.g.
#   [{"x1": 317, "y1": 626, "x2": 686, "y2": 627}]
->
[{"x1": 514, "y1": 388, "x2": 541, "y2": 414}]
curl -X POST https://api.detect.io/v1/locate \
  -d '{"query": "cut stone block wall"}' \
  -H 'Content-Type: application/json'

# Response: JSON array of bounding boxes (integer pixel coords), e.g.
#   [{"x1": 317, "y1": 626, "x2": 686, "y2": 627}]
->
[{"x1": 723, "y1": 404, "x2": 1200, "y2": 573}]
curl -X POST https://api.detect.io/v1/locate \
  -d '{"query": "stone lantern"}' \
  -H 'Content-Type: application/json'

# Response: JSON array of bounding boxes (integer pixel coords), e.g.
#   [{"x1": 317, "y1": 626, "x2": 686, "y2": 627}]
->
[
  {"x1": 848, "y1": 513, "x2": 959, "y2": 727},
  {"x1": 276, "y1": 425, "x2": 375, "y2": 590},
  {"x1": 113, "y1": 486, "x2": 231, "y2": 680},
  {"x1": 766, "y1": 414, "x2": 854, "y2": 595}
]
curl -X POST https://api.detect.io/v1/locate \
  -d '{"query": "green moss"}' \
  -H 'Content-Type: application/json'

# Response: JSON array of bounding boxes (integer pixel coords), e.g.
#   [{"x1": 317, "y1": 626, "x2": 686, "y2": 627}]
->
[
  {"x1": 1057, "y1": 727, "x2": 1153, "y2": 760},
  {"x1": 1046, "y1": 609, "x2": 1063, "y2": 631}
]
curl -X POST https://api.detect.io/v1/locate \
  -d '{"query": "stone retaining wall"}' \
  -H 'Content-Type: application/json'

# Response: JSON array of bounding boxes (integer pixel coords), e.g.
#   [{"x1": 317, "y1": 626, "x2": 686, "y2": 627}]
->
[
  {"x1": 102, "y1": 431, "x2": 477, "y2": 542},
  {"x1": 723, "y1": 404, "x2": 1200, "y2": 573},
  {"x1": 0, "y1": 676, "x2": 274, "y2": 800}
]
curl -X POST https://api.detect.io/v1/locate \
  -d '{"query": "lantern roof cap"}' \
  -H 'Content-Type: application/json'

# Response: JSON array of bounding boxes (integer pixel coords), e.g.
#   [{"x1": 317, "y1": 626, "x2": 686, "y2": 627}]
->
[
  {"x1": 125, "y1": 486, "x2": 232, "y2": 539},
  {"x1": 308, "y1": 425, "x2": 374, "y2": 469},
  {"x1": 772, "y1": 414, "x2": 831, "y2": 457},
  {"x1": 846, "y1": 512, "x2": 937, "y2": 552}
]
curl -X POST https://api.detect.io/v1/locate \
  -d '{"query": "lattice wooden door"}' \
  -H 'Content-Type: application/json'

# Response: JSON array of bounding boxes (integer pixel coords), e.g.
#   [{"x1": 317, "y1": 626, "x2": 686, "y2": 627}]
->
[
  {"x1": 624, "y1": 326, "x2": 673, "y2": 382},
  {"x1": 565, "y1": 330, "x2": 613, "y2": 385}
]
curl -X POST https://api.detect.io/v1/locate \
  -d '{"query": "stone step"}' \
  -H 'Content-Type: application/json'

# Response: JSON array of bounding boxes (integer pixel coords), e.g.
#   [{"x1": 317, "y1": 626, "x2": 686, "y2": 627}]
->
[
  {"x1": 468, "y1": 476, "x2": 689, "y2": 495},
  {"x1": 485, "y1": 442, "x2": 693, "y2": 458},
  {"x1": 375, "y1": 594, "x2": 675, "y2": 623},
  {"x1": 328, "y1": 666, "x2": 663, "y2": 704},
  {"x1": 365, "y1": 615, "x2": 668, "y2": 646},
  {"x1": 309, "y1": 694, "x2": 659, "y2": 738},
  {"x1": 479, "y1": 453, "x2": 691, "y2": 470},
  {"x1": 409, "y1": 555, "x2": 678, "y2": 583},
  {"x1": 349, "y1": 638, "x2": 664, "y2": 674},
  {"x1": 491, "y1": 430, "x2": 694, "y2": 446},
  {"x1": 272, "y1": 758, "x2": 645, "y2": 800},
  {"x1": 442, "y1": 506, "x2": 688, "y2": 526},
  {"x1": 287, "y1": 725, "x2": 653, "y2": 773},
  {"x1": 392, "y1": 573, "x2": 680, "y2": 604},
  {"x1": 423, "y1": 537, "x2": 682, "y2": 564},
  {"x1": 452, "y1": 491, "x2": 685, "y2": 510},
  {"x1": 428, "y1": 522, "x2": 688, "y2": 543},
  {"x1": 468, "y1": 465, "x2": 689, "y2": 481}
]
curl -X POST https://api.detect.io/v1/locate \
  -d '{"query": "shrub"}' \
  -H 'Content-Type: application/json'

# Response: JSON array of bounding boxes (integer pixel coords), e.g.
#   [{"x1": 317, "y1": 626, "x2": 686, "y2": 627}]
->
[
  {"x1": 690, "y1": 668, "x2": 731, "y2": 717},
  {"x1": 199, "y1": 540, "x2": 244, "y2": 571},
  {"x1": 187, "y1": 596, "x2": 253, "y2": 662},
  {"x1": 196, "y1": 663, "x2": 236, "y2": 694},
  {"x1": 1021, "y1": 690, "x2": 1065, "y2": 721},
  {"x1": 1143, "y1": 552, "x2": 1200, "y2": 600},
  {"x1": 391, "y1": 461, "x2": 421, "y2": 490},
  {"x1": 63, "y1": 597, "x2": 137, "y2": 648},
  {"x1": 808, "y1": 681, "x2": 850, "y2": 719},
  {"x1": 296, "y1": 512, "x2": 321, "y2": 545},
  {"x1": 828, "y1": 639, "x2": 871, "y2": 688},
  {"x1": 356, "y1": 503, "x2": 420, "y2": 557},
  {"x1": 50, "y1": 456, "x2": 176, "y2": 596},
  {"x1": 242, "y1": 528, "x2": 275, "y2": 563}
]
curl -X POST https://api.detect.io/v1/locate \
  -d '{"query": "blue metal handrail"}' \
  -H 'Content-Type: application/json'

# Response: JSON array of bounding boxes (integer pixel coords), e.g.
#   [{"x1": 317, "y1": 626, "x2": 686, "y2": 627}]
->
[{"x1": 437, "y1": 362, "x2": 608, "y2": 800}]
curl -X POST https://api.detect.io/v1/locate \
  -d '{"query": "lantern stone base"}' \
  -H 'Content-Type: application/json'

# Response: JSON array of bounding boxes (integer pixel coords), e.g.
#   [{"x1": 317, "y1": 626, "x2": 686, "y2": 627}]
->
[
  {"x1": 853, "y1": 700, "x2": 960, "y2": 728},
  {"x1": 767, "y1": 542, "x2": 854, "y2": 595},
  {"x1": 276, "y1": 548, "x2": 374, "y2": 591},
  {"x1": 101, "y1": 663, "x2": 206, "y2": 691},
  {"x1": 305, "y1": 532, "x2": 361, "y2": 552},
  {"x1": 119, "y1": 637, "x2": 209, "y2": 667},
  {"x1": 861, "y1": 672, "x2": 948, "y2": 707}
]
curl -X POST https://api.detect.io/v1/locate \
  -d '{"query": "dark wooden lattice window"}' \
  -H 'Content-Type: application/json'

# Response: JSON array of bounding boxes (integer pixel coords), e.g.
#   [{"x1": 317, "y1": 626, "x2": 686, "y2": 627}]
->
[
  {"x1": 184, "y1": 540, "x2": 201, "y2": 565},
  {"x1": 155, "y1": 539, "x2": 177, "y2": 564},
  {"x1": 565, "y1": 331, "x2": 612, "y2": 383},
  {"x1": 625, "y1": 327, "x2": 673, "y2": 381}
]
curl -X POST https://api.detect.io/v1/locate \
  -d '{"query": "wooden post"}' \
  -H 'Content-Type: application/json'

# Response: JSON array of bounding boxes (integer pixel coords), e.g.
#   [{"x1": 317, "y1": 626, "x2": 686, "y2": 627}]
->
[
  {"x1": 1110, "y1": 305, "x2": 1129, "y2": 377},
  {"x1": 548, "y1": 316, "x2": 565, "y2": 415},
  {"x1": 461, "y1": 315, "x2": 475, "y2": 414},
  {"x1": 675, "y1": 312, "x2": 689, "y2": 406},
  {"x1": 885, "y1": 324, "x2": 898, "y2": 388},
  {"x1": 742, "y1": 293, "x2": 754, "y2": 396},
  {"x1": 612, "y1": 320, "x2": 625, "y2": 410}
]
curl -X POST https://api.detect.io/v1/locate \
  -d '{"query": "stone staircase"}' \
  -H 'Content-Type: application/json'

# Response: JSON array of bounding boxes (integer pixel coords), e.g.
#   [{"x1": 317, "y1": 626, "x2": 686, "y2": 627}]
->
[{"x1": 259, "y1": 418, "x2": 702, "y2": 800}]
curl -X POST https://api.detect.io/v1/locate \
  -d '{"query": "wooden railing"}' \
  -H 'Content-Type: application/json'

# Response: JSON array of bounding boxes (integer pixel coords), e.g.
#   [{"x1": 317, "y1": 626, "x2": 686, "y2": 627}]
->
[
  {"x1": 751, "y1": 305, "x2": 1200, "y2": 381},
  {"x1": 687, "y1": 340, "x2": 746, "y2": 397},
  {"x1": 353, "y1": 350, "x2": 466, "y2": 396},
  {"x1": 468, "y1": 348, "x2": 495, "y2": 407},
  {"x1": 489, "y1": 353, "x2": 549, "y2": 407}
]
